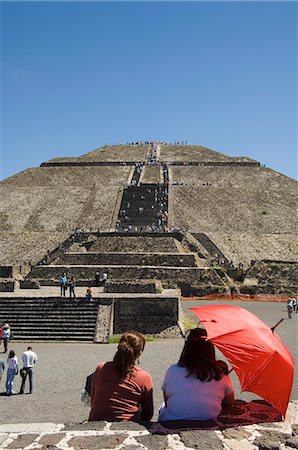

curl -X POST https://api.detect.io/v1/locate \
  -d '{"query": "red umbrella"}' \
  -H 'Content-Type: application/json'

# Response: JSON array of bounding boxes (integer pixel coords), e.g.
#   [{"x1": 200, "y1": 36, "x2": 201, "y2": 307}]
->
[{"x1": 190, "y1": 304, "x2": 294, "y2": 417}]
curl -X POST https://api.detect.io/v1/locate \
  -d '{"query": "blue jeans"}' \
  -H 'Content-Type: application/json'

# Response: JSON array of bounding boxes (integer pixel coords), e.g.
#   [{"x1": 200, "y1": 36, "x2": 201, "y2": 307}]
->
[
  {"x1": 20, "y1": 367, "x2": 33, "y2": 393},
  {"x1": 6, "y1": 368, "x2": 16, "y2": 394}
]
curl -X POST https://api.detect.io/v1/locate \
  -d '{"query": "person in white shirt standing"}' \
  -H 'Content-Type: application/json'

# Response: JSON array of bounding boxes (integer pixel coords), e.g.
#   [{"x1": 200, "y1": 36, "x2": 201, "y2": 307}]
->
[
  {"x1": 2, "y1": 323, "x2": 11, "y2": 353},
  {"x1": 19, "y1": 346, "x2": 37, "y2": 394}
]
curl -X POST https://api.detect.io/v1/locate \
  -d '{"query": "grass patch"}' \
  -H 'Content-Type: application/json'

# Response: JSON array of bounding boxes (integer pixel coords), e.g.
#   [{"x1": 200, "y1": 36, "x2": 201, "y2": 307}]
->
[
  {"x1": 108, "y1": 334, "x2": 155, "y2": 344},
  {"x1": 182, "y1": 315, "x2": 198, "y2": 334}
]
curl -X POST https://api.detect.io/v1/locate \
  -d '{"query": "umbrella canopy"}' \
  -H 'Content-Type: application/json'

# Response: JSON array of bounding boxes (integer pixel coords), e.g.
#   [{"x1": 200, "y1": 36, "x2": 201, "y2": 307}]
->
[{"x1": 190, "y1": 304, "x2": 294, "y2": 417}]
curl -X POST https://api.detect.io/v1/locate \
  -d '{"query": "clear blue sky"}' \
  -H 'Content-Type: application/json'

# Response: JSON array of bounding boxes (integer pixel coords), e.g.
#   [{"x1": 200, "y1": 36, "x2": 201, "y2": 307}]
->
[{"x1": 1, "y1": 1, "x2": 297, "y2": 180}]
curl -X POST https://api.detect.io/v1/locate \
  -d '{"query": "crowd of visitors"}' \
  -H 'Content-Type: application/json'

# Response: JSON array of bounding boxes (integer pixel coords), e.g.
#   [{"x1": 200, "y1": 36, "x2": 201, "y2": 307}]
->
[
  {"x1": 117, "y1": 182, "x2": 169, "y2": 233},
  {"x1": 287, "y1": 297, "x2": 298, "y2": 319},
  {"x1": 147, "y1": 142, "x2": 158, "y2": 165},
  {"x1": 104, "y1": 141, "x2": 190, "y2": 147},
  {"x1": 57, "y1": 271, "x2": 109, "y2": 299}
]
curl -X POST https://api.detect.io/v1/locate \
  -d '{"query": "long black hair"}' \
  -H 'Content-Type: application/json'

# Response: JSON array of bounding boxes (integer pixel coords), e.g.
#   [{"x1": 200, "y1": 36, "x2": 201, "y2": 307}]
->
[
  {"x1": 113, "y1": 330, "x2": 145, "y2": 379},
  {"x1": 178, "y1": 328, "x2": 228, "y2": 381},
  {"x1": 8, "y1": 350, "x2": 15, "y2": 359}
]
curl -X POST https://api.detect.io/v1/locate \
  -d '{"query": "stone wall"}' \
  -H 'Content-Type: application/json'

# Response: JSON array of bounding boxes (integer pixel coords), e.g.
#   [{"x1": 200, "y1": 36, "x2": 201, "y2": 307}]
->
[
  {"x1": 87, "y1": 235, "x2": 179, "y2": 253},
  {"x1": 56, "y1": 252, "x2": 196, "y2": 267},
  {"x1": 0, "y1": 266, "x2": 13, "y2": 278},
  {"x1": 29, "y1": 266, "x2": 225, "y2": 287},
  {"x1": 20, "y1": 280, "x2": 40, "y2": 289},
  {"x1": 113, "y1": 296, "x2": 182, "y2": 337},
  {"x1": 243, "y1": 260, "x2": 298, "y2": 295},
  {"x1": 105, "y1": 281, "x2": 156, "y2": 293},
  {"x1": 0, "y1": 279, "x2": 15, "y2": 292}
]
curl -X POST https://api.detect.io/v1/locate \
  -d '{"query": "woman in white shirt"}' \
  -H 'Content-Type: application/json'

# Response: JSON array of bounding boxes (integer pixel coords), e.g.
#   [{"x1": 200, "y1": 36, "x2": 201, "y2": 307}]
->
[
  {"x1": 6, "y1": 350, "x2": 18, "y2": 395},
  {"x1": 159, "y1": 328, "x2": 234, "y2": 421}
]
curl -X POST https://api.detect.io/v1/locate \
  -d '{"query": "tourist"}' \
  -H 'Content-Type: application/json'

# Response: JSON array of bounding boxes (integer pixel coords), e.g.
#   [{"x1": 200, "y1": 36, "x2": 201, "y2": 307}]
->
[
  {"x1": 2, "y1": 323, "x2": 11, "y2": 353},
  {"x1": 6, "y1": 349, "x2": 18, "y2": 395},
  {"x1": 158, "y1": 328, "x2": 234, "y2": 421},
  {"x1": 59, "y1": 273, "x2": 67, "y2": 297},
  {"x1": 69, "y1": 276, "x2": 76, "y2": 299},
  {"x1": 95, "y1": 272, "x2": 100, "y2": 287},
  {"x1": 89, "y1": 330, "x2": 153, "y2": 422},
  {"x1": 287, "y1": 298, "x2": 294, "y2": 319},
  {"x1": 19, "y1": 346, "x2": 38, "y2": 394},
  {"x1": 102, "y1": 272, "x2": 108, "y2": 285},
  {"x1": 86, "y1": 287, "x2": 93, "y2": 302},
  {"x1": 289, "y1": 297, "x2": 298, "y2": 313}
]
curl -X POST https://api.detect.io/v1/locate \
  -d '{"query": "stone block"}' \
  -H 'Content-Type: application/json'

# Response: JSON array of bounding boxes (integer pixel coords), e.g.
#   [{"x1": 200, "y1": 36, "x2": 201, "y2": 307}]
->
[
  {"x1": 38, "y1": 432, "x2": 65, "y2": 447},
  {"x1": 222, "y1": 427, "x2": 252, "y2": 440},
  {"x1": 253, "y1": 438, "x2": 281, "y2": 450},
  {"x1": 68, "y1": 434, "x2": 127, "y2": 449},
  {"x1": 135, "y1": 434, "x2": 168, "y2": 450},
  {"x1": 110, "y1": 422, "x2": 148, "y2": 431},
  {"x1": 286, "y1": 437, "x2": 298, "y2": 449},
  {"x1": 179, "y1": 430, "x2": 223, "y2": 449},
  {"x1": 7, "y1": 433, "x2": 39, "y2": 449},
  {"x1": 64, "y1": 421, "x2": 106, "y2": 431},
  {"x1": 224, "y1": 439, "x2": 256, "y2": 450},
  {"x1": 20, "y1": 279, "x2": 40, "y2": 289}
]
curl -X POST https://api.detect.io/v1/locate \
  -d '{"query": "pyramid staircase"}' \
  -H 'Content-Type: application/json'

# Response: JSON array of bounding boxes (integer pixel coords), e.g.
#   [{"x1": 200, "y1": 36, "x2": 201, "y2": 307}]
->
[
  {"x1": 193, "y1": 233, "x2": 231, "y2": 266},
  {"x1": 117, "y1": 184, "x2": 168, "y2": 232}
]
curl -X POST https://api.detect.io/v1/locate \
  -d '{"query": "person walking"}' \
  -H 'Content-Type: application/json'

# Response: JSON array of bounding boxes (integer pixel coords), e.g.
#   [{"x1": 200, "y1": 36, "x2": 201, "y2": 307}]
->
[
  {"x1": 19, "y1": 346, "x2": 38, "y2": 394},
  {"x1": 69, "y1": 276, "x2": 76, "y2": 299},
  {"x1": 6, "y1": 350, "x2": 18, "y2": 395},
  {"x1": 59, "y1": 273, "x2": 67, "y2": 297},
  {"x1": 89, "y1": 330, "x2": 153, "y2": 422},
  {"x1": 2, "y1": 324, "x2": 11, "y2": 353}
]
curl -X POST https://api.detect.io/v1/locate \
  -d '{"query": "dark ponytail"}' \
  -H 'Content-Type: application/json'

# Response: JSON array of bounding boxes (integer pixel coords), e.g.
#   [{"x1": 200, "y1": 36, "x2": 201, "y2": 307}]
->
[{"x1": 113, "y1": 331, "x2": 145, "y2": 378}]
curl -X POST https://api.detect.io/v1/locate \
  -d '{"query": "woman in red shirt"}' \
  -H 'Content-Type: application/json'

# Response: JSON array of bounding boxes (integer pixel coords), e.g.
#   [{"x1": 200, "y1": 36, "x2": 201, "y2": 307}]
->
[{"x1": 89, "y1": 330, "x2": 153, "y2": 422}]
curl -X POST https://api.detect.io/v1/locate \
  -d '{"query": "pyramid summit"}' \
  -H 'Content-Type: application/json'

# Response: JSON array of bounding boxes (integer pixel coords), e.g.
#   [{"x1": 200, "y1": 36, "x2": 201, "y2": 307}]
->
[{"x1": 42, "y1": 142, "x2": 258, "y2": 165}]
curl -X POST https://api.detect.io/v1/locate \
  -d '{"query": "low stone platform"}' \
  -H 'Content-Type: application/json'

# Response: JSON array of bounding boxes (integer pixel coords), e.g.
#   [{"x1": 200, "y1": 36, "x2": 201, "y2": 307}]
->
[{"x1": 0, "y1": 401, "x2": 297, "y2": 450}]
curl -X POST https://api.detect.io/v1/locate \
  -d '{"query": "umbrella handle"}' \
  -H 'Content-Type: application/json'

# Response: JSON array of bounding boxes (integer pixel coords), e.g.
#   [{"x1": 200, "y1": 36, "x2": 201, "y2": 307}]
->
[{"x1": 271, "y1": 318, "x2": 284, "y2": 332}]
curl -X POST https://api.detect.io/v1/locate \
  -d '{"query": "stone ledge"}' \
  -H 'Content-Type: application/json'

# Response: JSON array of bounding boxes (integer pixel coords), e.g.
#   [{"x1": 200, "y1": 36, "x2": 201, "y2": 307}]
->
[{"x1": 0, "y1": 401, "x2": 296, "y2": 450}]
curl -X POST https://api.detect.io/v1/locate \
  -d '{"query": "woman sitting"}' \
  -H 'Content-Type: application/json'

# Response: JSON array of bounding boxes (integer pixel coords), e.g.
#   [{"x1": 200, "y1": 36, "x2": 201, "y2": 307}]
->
[
  {"x1": 158, "y1": 328, "x2": 234, "y2": 421},
  {"x1": 89, "y1": 330, "x2": 153, "y2": 422}
]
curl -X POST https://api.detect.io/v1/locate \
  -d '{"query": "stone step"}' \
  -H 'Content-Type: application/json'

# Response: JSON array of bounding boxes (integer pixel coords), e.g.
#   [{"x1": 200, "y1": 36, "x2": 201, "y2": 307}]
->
[
  {"x1": 11, "y1": 326, "x2": 96, "y2": 332},
  {"x1": 0, "y1": 306, "x2": 98, "y2": 314},
  {"x1": 0, "y1": 297, "x2": 99, "y2": 342},
  {"x1": 11, "y1": 335, "x2": 95, "y2": 341}
]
